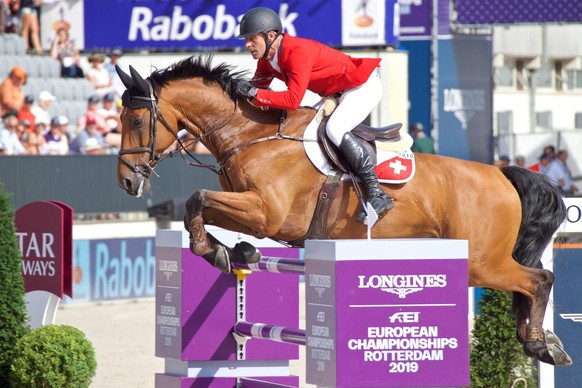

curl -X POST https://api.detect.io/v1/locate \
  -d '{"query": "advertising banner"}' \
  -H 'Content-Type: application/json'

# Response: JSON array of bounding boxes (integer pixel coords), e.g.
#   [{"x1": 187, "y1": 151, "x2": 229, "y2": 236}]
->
[
  {"x1": 454, "y1": 0, "x2": 582, "y2": 25},
  {"x1": 15, "y1": 201, "x2": 73, "y2": 298},
  {"x1": 437, "y1": 36, "x2": 493, "y2": 163},
  {"x1": 79, "y1": 0, "x2": 397, "y2": 51},
  {"x1": 65, "y1": 237, "x2": 156, "y2": 303}
]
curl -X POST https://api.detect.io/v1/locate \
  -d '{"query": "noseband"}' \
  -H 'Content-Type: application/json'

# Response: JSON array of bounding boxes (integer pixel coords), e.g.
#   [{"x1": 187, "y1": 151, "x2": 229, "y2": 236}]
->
[
  {"x1": 118, "y1": 78, "x2": 238, "y2": 177},
  {"x1": 117, "y1": 80, "x2": 166, "y2": 178}
]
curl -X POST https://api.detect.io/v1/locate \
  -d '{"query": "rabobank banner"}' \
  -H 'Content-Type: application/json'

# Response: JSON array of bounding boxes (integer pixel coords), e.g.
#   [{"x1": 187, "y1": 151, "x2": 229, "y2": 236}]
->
[
  {"x1": 81, "y1": 0, "x2": 398, "y2": 50},
  {"x1": 64, "y1": 237, "x2": 155, "y2": 303}
]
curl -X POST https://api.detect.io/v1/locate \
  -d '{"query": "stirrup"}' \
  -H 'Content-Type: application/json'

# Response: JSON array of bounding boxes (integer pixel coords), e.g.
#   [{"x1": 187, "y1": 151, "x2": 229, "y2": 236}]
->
[{"x1": 356, "y1": 195, "x2": 393, "y2": 223}]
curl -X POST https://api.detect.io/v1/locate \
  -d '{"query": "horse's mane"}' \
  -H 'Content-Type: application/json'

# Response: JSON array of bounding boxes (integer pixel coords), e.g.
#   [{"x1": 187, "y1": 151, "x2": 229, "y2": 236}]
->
[{"x1": 149, "y1": 55, "x2": 247, "y2": 100}]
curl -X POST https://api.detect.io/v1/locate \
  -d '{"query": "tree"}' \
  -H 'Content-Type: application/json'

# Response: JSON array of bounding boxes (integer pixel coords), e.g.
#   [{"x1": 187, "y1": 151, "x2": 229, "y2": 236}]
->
[
  {"x1": 470, "y1": 289, "x2": 537, "y2": 387},
  {"x1": 0, "y1": 183, "x2": 29, "y2": 385}
]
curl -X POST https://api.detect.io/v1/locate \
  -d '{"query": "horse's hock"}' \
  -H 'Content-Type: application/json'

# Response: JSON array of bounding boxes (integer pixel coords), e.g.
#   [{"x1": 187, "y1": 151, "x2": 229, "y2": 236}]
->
[{"x1": 154, "y1": 230, "x2": 470, "y2": 387}]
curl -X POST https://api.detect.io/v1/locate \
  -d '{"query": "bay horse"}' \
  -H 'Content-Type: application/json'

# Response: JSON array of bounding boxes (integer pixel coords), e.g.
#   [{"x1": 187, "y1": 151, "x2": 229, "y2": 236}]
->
[{"x1": 115, "y1": 56, "x2": 570, "y2": 366}]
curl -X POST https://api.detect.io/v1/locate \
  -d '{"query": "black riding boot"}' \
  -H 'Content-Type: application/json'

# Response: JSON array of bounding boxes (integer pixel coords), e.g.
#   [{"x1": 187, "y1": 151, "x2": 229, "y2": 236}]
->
[{"x1": 339, "y1": 132, "x2": 394, "y2": 219}]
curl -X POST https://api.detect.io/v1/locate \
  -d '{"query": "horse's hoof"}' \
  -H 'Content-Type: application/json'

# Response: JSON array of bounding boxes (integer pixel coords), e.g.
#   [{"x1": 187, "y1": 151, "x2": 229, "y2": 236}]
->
[
  {"x1": 544, "y1": 329, "x2": 564, "y2": 348},
  {"x1": 211, "y1": 245, "x2": 231, "y2": 274},
  {"x1": 232, "y1": 241, "x2": 261, "y2": 264},
  {"x1": 524, "y1": 341, "x2": 573, "y2": 366},
  {"x1": 548, "y1": 343, "x2": 573, "y2": 366}
]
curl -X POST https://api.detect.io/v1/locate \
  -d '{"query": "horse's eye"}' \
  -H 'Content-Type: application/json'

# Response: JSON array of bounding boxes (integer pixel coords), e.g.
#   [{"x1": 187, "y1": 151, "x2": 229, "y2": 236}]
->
[{"x1": 133, "y1": 117, "x2": 144, "y2": 127}]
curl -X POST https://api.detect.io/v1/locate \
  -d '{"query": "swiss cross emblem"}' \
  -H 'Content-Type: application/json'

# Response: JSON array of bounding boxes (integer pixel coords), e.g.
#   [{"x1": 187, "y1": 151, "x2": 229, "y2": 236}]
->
[{"x1": 375, "y1": 150, "x2": 415, "y2": 183}]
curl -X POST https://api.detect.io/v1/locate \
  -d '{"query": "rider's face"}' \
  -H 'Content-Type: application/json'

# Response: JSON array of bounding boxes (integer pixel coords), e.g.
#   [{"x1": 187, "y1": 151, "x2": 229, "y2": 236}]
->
[{"x1": 244, "y1": 34, "x2": 267, "y2": 59}]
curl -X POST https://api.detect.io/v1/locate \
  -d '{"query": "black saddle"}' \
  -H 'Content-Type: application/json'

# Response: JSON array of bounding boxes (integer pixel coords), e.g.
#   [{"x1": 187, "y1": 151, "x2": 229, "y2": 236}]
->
[{"x1": 317, "y1": 116, "x2": 402, "y2": 174}]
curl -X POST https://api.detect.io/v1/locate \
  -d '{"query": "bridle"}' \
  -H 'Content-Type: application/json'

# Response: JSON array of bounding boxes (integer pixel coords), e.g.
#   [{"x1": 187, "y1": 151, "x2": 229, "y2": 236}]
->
[
  {"x1": 118, "y1": 78, "x2": 237, "y2": 177},
  {"x1": 118, "y1": 76, "x2": 314, "y2": 178}
]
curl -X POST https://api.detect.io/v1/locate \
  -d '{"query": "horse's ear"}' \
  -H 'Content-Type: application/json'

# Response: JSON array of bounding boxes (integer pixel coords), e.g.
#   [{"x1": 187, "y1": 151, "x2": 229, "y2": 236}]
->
[
  {"x1": 129, "y1": 65, "x2": 150, "y2": 95},
  {"x1": 115, "y1": 65, "x2": 134, "y2": 89}
]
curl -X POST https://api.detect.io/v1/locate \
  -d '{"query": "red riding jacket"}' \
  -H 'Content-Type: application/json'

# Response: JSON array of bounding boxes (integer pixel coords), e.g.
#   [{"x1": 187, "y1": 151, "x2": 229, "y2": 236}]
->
[{"x1": 252, "y1": 33, "x2": 381, "y2": 110}]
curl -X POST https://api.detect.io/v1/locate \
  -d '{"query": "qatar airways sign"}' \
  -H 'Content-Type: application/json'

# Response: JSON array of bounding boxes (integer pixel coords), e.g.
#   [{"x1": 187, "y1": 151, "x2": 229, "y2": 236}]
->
[
  {"x1": 82, "y1": 0, "x2": 398, "y2": 50},
  {"x1": 15, "y1": 201, "x2": 73, "y2": 298}
]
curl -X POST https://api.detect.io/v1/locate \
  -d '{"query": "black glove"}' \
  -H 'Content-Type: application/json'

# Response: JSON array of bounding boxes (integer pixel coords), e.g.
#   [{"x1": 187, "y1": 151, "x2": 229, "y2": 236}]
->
[{"x1": 234, "y1": 80, "x2": 257, "y2": 99}]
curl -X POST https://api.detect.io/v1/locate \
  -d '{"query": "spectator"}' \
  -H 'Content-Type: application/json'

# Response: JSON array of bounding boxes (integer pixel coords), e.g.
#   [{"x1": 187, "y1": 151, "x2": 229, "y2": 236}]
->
[
  {"x1": 81, "y1": 137, "x2": 105, "y2": 155},
  {"x1": 18, "y1": 94, "x2": 36, "y2": 132},
  {"x1": 556, "y1": 149, "x2": 578, "y2": 196},
  {"x1": 3, "y1": 0, "x2": 20, "y2": 34},
  {"x1": 97, "y1": 92, "x2": 121, "y2": 148},
  {"x1": 539, "y1": 152, "x2": 568, "y2": 194},
  {"x1": 494, "y1": 155, "x2": 510, "y2": 167},
  {"x1": 28, "y1": 121, "x2": 47, "y2": 154},
  {"x1": 106, "y1": 49, "x2": 126, "y2": 97},
  {"x1": 77, "y1": 95, "x2": 108, "y2": 135},
  {"x1": 50, "y1": 27, "x2": 84, "y2": 78},
  {"x1": 86, "y1": 53, "x2": 116, "y2": 98},
  {"x1": 40, "y1": 115, "x2": 69, "y2": 155},
  {"x1": 543, "y1": 145, "x2": 556, "y2": 159},
  {"x1": 0, "y1": 66, "x2": 27, "y2": 118},
  {"x1": 16, "y1": 119, "x2": 33, "y2": 152},
  {"x1": 30, "y1": 90, "x2": 56, "y2": 127},
  {"x1": 410, "y1": 122, "x2": 435, "y2": 154},
  {"x1": 0, "y1": 114, "x2": 27, "y2": 155},
  {"x1": 69, "y1": 114, "x2": 107, "y2": 154},
  {"x1": 514, "y1": 155, "x2": 526, "y2": 168},
  {"x1": 19, "y1": 0, "x2": 42, "y2": 54}
]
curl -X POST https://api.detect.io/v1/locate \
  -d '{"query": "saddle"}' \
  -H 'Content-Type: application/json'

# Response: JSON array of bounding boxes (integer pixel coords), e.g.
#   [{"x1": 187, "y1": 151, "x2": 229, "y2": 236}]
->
[{"x1": 315, "y1": 99, "x2": 402, "y2": 173}]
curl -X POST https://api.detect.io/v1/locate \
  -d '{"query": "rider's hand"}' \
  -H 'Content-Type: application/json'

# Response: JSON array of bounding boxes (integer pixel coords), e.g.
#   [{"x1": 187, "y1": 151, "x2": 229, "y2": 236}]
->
[{"x1": 234, "y1": 80, "x2": 257, "y2": 99}]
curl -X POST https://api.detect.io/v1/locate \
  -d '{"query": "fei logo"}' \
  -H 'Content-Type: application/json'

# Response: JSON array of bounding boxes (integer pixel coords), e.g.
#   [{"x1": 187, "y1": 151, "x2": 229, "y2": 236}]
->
[
  {"x1": 389, "y1": 311, "x2": 420, "y2": 323},
  {"x1": 358, "y1": 274, "x2": 447, "y2": 298}
]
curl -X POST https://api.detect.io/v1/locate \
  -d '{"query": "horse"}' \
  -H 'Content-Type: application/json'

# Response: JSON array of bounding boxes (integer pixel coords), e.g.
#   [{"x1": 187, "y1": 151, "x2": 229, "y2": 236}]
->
[{"x1": 115, "y1": 55, "x2": 570, "y2": 366}]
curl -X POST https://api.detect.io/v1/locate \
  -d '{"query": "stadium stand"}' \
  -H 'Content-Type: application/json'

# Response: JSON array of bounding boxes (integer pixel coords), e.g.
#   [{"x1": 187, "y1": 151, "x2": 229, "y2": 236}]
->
[{"x1": 0, "y1": 33, "x2": 95, "y2": 127}]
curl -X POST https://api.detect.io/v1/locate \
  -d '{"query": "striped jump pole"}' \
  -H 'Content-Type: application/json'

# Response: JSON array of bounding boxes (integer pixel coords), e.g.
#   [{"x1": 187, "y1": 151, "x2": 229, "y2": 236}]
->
[
  {"x1": 232, "y1": 256, "x2": 305, "y2": 275},
  {"x1": 234, "y1": 321, "x2": 306, "y2": 346}
]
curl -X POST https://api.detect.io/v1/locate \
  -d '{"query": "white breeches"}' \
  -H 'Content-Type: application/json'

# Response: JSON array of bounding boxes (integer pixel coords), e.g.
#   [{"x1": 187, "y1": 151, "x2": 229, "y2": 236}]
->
[{"x1": 325, "y1": 71, "x2": 383, "y2": 146}]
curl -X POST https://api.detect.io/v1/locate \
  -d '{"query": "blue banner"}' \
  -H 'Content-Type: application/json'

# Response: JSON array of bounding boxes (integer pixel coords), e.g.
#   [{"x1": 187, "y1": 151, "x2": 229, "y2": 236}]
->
[
  {"x1": 65, "y1": 237, "x2": 155, "y2": 303},
  {"x1": 83, "y1": 0, "x2": 397, "y2": 50}
]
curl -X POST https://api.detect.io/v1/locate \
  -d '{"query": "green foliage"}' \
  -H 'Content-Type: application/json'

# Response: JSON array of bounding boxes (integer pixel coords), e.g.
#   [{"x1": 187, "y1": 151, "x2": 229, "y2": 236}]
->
[
  {"x1": 9, "y1": 324, "x2": 97, "y2": 388},
  {"x1": 470, "y1": 289, "x2": 537, "y2": 388},
  {"x1": 0, "y1": 184, "x2": 29, "y2": 386}
]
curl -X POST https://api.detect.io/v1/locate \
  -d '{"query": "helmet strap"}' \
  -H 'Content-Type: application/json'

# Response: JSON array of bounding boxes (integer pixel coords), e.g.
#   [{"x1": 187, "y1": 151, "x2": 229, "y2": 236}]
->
[{"x1": 262, "y1": 31, "x2": 281, "y2": 59}]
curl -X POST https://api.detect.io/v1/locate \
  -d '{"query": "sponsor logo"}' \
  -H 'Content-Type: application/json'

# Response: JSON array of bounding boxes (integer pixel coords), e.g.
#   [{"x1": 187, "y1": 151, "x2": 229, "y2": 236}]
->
[
  {"x1": 560, "y1": 313, "x2": 582, "y2": 323},
  {"x1": 128, "y1": 4, "x2": 298, "y2": 42},
  {"x1": 309, "y1": 274, "x2": 332, "y2": 297},
  {"x1": 443, "y1": 88, "x2": 485, "y2": 129},
  {"x1": 358, "y1": 274, "x2": 447, "y2": 298}
]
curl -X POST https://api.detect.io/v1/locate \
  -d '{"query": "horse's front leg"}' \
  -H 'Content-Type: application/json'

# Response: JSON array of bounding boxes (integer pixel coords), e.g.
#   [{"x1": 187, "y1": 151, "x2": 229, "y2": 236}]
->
[{"x1": 185, "y1": 189, "x2": 285, "y2": 272}]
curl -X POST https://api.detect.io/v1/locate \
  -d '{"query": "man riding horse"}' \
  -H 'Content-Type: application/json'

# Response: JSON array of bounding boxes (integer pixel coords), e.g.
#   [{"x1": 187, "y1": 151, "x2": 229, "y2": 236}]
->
[{"x1": 234, "y1": 7, "x2": 394, "y2": 220}]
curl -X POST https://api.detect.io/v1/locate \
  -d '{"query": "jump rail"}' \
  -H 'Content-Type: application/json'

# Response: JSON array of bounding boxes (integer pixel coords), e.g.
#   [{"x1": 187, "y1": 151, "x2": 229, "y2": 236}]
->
[{"x1": 232, "y1": 256, "x2": 305, "y2": 275}]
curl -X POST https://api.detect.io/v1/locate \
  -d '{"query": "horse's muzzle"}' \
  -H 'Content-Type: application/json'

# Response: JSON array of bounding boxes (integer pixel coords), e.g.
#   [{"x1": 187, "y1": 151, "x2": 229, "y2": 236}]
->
[{"x1": 119, "y1": 174, "x2": 150, "y2": 198}]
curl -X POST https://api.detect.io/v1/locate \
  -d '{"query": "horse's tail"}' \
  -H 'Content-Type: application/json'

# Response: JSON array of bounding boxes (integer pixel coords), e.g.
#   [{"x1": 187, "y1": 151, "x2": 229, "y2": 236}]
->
[{"x1": 501, "y1": 166, "x2": 566, "y2": 269}]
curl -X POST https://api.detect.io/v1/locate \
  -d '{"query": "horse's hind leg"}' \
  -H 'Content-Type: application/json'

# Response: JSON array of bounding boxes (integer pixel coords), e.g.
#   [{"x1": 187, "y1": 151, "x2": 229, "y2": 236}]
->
[{"x1": 487, "y1": 262, "x2": 571, "y2": 365}]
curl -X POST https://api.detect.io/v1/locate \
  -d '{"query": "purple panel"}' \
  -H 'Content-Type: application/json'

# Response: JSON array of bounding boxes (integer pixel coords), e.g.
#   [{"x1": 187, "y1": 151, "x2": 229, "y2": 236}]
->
[
  {"x1": 305, "y1": 258, "x2": 337, "y2": 387},
  {"x1": 455, "y1": 0, "x2": 582, "y2": 24},
  {"x1": 155, "y1": 246, "x2": 184, "y2": 359},
  {"x1": 335, "y1": 259, "x2": 469, "y2": 387},
  {"x1": 180, "y1": 248, "x2": 236, "y2": 361},
  {"x1": 306, "y1": 258, "x2": 469, "y2": 387},
  {"x1": 156, "y1": 245, "x2": 300, "y2": 362}
]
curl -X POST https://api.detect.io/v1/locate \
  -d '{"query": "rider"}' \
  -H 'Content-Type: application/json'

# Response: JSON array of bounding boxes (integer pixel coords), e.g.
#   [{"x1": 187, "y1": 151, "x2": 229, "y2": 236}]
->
[{"x1": 234, "y1": 7, "x2": 394, "y2": 219}]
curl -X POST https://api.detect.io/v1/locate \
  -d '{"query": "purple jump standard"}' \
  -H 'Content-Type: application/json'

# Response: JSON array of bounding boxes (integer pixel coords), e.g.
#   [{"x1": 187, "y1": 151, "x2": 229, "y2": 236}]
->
[{"x1": 305, "y1": 239, "x2": 470, "y2": 388}]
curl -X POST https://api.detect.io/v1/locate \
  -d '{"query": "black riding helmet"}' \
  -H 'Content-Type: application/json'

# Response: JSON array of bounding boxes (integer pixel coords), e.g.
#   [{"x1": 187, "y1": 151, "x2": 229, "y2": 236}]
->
[{"x1": 237, "y1": 7, "x2": 283, "y2": 59}]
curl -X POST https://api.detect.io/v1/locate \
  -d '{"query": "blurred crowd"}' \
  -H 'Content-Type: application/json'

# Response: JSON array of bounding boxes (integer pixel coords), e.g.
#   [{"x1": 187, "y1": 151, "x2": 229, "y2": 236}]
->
[
  {"x1": 0, "y1": 81, "x2": 121, "y2": 156},
  {"x1": 494, "y1": 145, "x2": 579, "y2": 197}
]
